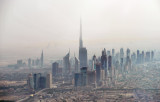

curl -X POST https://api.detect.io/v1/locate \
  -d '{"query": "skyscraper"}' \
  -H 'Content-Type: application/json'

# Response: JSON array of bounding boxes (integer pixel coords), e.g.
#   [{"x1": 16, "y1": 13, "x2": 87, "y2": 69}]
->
[
  {"x1": 120, "y1": 48, "x2": 124, "y2": 70},
  {"x1": 33, "y1": 73, "x2": 41, "y2": 90},
  {"x1": 80, "y1": 67, "x2": 88, "y2": 86},
  {"x1": 101, "y1": 48, "x2": 107, "y2": 70},
  {"x1": 126, "y1": 48, "x2": 130, "y2": 58},
  {"x1": 92, "y1": 55, "x2": 97, "y2": 71},
  {"x1": 52, "y1": 62, "x2": 59, "y2": 76},
  {"x1": 137, "y1": 50, "x2": 140, "y2": 64},
  {"x1": 75, "y1": 57, "x2": 80, "y2": 73},
  {"x1": 145, "y1": 51, "x2": 151, "y2": 62},
  {"x1": 79, "y1": 17, "x2": 88, "y2": 68},
  {"x1": 63, "y1": 52, "x2": 70, "y2": 74},
  {"x1": 46, "y1": 73, "x2": 52, "y2": 88},
  {"x1": 41, "y1": 50, "x2": 43, "y2": 68},
  {"x1": 101, "y1": 49, "x2": 107, "y2": 78},
  {"x1": 151, "y1": 51, "x2": 154, "y2": 61},
  {"x1": 27, "y1": 73, "x2": 34, "y2": 91}
]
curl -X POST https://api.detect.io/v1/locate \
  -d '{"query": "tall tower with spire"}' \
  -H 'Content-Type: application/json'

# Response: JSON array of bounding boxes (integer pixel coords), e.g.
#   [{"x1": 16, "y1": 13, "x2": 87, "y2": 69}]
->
[
  {"x1": 79, "y1": 17, "x2": 88, "y2": 68},
  {"x1": 79, "y1": 17, "x2": 83, "y2": 48}
]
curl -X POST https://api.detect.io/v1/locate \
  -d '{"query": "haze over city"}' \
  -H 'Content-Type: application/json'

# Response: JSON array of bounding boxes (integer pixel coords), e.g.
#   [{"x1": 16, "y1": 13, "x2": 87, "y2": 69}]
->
[
  {"x1": 0, "y1": 0, "x2": 160, "y2": 66},
  {"x1": 1, "y1": 0, "x2": 160, "y2": 102}
]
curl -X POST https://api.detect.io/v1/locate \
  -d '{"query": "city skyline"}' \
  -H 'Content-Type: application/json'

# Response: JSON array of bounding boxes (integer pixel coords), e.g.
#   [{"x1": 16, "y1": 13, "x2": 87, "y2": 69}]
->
[
  {"x1": 1, "y1": 1, "x2": 160, "y2": 101},
  {"x1": 0, "y1": 0, "x2": 160, "y2": 65}
]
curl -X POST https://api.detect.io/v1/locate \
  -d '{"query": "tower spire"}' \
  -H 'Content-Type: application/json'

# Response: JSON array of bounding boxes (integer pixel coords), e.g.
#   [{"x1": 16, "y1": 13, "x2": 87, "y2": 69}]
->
[{"x1": 79, "y1": 17, "x2": 83, "y2": 48}]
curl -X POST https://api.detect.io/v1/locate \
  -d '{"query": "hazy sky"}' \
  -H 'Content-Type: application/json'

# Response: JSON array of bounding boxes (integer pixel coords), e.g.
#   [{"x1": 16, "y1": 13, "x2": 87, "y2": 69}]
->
[{"x1": 0, "y1": 0, "x2": 160, "y2": 64}]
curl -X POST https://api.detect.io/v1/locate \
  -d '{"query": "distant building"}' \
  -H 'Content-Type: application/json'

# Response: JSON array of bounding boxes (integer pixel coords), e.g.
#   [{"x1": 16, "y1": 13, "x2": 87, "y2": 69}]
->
[
  {"x1": 120, "y1": 48, "x2": 124, "y2": 70},
  {"x1": 112, "y1": 49, "x2": 115, "y2": 57},
  {"x1": 92, "y1": 55, "x2": 97, "y2": 71},
  {"x1": 87, "y1": 71, "x2": 96, "y2": 85},
  {"x1": 80, "y1": 67, "x2": 88, "y2": 86},
  {"x1": 108, "y1": 56, "x2": 112, "y2": 71},
  {"x1": 46, "y1": 73, "x2": 52, "y2": 88},
  {"x1": 142, "y1": 51, "x2": 145, "y2": 63},
  {"x1": 74, "y1": 73, "x2": 82, "y2": 87},
  {"x1": 63, "y1": 52, "x2": 70, "y2": 74},
  {"x1": 107, "y1": 50, "x2": 111, "y2": 56},
  {"x1": 96, "y1": 63, "x2": 101, "y2": 83},
  {"x1": 120, "y1": 48, "x2": 124, "y2": 59},
  {"x1": 108, "y1": 55, "x2": 113, "y2": 79},
  {"x1": 151, "y1": 51, "x2": 154, "y2": 61},
  {"x1": 145, "y1": 51, "x2": 151, "y2": 62},
  {"x1": 75, "y1": 57, "x2": 80, "y2": 73},
  {"x1": 131, "y1": 53, "x2": 136, "y2": 63},
  {"x1": 27, "y1": 73, "x2": 34, "y2": 91},
  {"x1": 137, "y1": 50, "x2": 140, "y2": 64},
  {"x1": 79, "y1": 47, "x2": 88, "y2": 68},
  {"x1": 41, "y1": 50, "x2": 43, "y2": 68},
  {"x1": 100, "y1": 69, "x2": 105, "y2": 81},
  {"x1": 79, "y1": 17, "x2": 88, "y2": 68},
  {"x1": 101, "y1": 49, "x2": 107, "y2": 78},
  {"x1": 39, "y1": 76, "x2": 46, "y2": 89},
  {"x1": 52, "y1": 62, "x2": 59, "y2": 76},
  {"x1": 126, "y1": 48, "x2": 130, "y2": 58},
  {"x1": 35, "y1": 58, "x2": 40, "y2": 66},
  {"x1": 33, "y1": 73, "x2": 41, "y2": 90},
  {"x1": 101, "y1": 48, "x2": 107, "y2": 70}
]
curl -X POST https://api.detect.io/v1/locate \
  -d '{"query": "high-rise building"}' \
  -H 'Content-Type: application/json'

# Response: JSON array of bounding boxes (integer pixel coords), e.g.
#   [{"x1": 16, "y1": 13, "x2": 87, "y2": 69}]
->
[
  {"x1": 126, "y1": 48, "x2": 130, "y2": 58},
  {"x1": 131, "y1": 53, "x2": 136, "y2": 63},
  {"x1": 101, "y1": 48, "x2": 107, "y2": 70},
  {"x1": 63, "y1": 52, "x2": 70, "y2": 74},
  {"x1": 41, "y1": 50, "x2": 43, "y2": 67},
  {"x1": 80, "y1": 67, "x2": 88, "y2": 86},
  {"x1": 33, "y1": 73, "x2": 41, "y2": 90},
  {"x1": 39, "y1": 76, "x2": 46, "y2": 89},
  {"x1": 120, "y1": 48, "x2": 124, "y2": 70},
  {"x1": 108, "y1": 56, "x2": 112, "y2": 71},
  {"x1": 35, "y1": 58, "x2": 40, "y2": 66},
  {"x1": 96, "y1": 63, "x2": 101, "y2": 83},
  {"x1": 74, "y1": 73, "x2": 82, "y2": 87},
  {"x1": 137, "y1": 50, "x2": 140, "y2": 64},
  {"x1": 120, "y1": 48, "x2": 124, "y2": 59},
  {"x1": 108, "y1": 55, "x2": 113, "y2": 79},
  {"x1": 141, "y1": 51, "x2": 145, "y2": 63},
  {"x1": 101, "y1": 49, "x2": 107, "y2": 78},
  {"x1": 151, "y1": 51, "x2": 154, "y2": 61},
  {"x1": 145, "y1": 51, "x2": 151, "y2": 62},
  {"x1": 87, "y1": 71, "x2": 96, "y2": 85},
  {"x1": 27, "y1": 73, "x2": 34, "y2": 91},
  {"x1": 112, "y1": 49, "x2": 116, "y2": 65},
  {"x1": 75, "y1": 57, "x2": 80, "y2": 73},
  {"x1": 92, "y1": 55, "x2": 97, "y2": 71},
  {"x1": 112, "y1": 49, "x2": 115, "y2": 57},
  {"x1": 107, "y1": 50, "x2": 111, "y2": 56},
  {"x1": 79, "y1": 17, "x2": 88, "y2": 68},
  {"x1": 46, "y1": 73, "x2": 52, "y2": 88},
  {"x1": 52, "y1": 62, "x2": 59, "y2": 76}
]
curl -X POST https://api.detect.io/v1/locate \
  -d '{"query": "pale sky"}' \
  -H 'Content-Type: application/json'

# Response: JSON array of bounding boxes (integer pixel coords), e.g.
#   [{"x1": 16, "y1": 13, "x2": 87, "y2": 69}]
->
[{"x1": 0, "y1": 0, "x2": 160, "y2": 64}]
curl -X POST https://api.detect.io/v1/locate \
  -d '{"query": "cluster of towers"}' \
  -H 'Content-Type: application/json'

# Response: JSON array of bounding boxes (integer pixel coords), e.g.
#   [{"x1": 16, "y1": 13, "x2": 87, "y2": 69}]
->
[
  {"x1": 51, "y1": 18, "x2": 155, "y2": 88},
  {"x1": 28, "y1": 51, "x2": 44, "y2": 68},
  {"x1": 27, "y1": 73, "x2": 52, "y2": 92}
]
